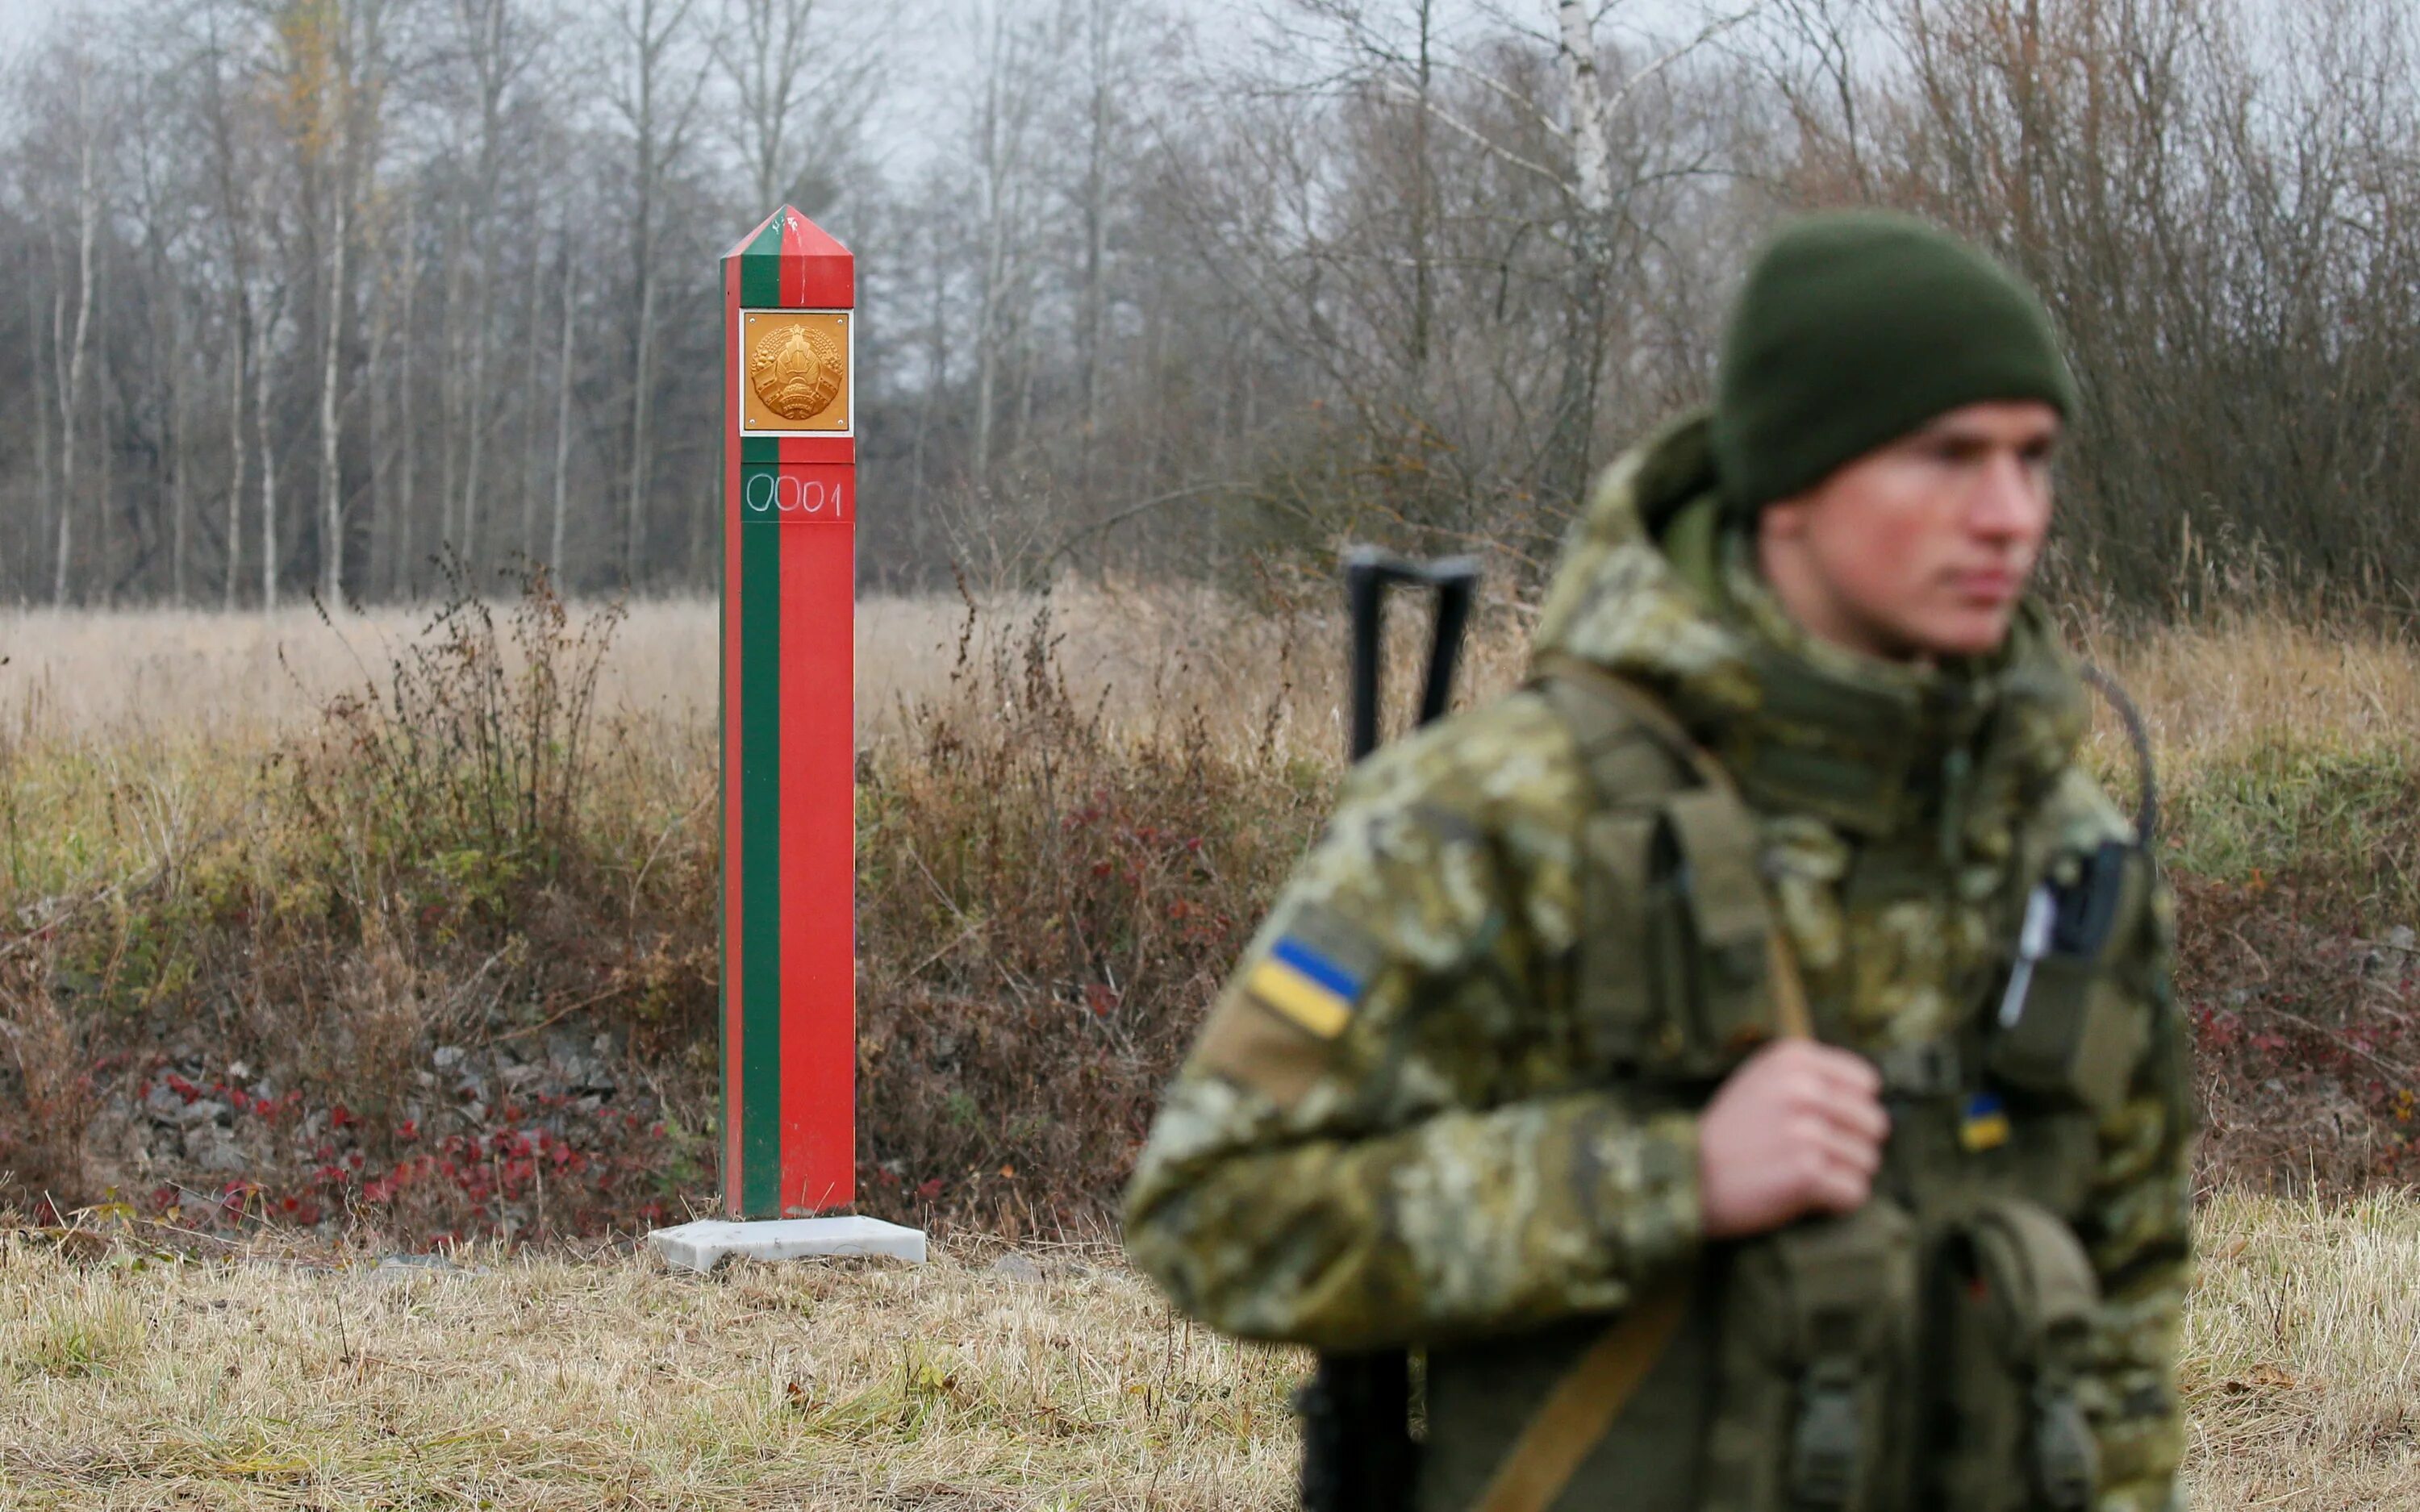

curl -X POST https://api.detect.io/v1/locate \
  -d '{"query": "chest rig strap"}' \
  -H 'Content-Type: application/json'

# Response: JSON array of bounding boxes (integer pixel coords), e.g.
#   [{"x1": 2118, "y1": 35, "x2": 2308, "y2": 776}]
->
[
  {"x1": 1473, "y1": 657, "x2": 1815, "y2": 1512},
  {"x1": 1534, "y1": 652, "x2": 1816, "y2": 1048}
]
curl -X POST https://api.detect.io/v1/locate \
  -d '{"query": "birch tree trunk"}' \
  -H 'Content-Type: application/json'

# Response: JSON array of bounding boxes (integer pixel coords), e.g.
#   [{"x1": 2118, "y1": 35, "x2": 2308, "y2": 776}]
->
[
  {"x1": 319, "y1": 174, "x2": 352, "y2": 603},
  {"x1": 1543, "y1": 0, "x2": 1616, "y2": 511},
  {"x1": 170, "y1": 294, "x2": 190, "y2": 606},
  {"x1": 1555, "y1": 0, "x2": 1616, "y2": 227},
  {"x1": 21, "y1": 252, "x2": 50, "y2": 604},
  {"x1": 910, "y1": 244, "x2": 945, "y2": 500},
  {"x1": 516, "y1": 235, "x2": 546, "y2": 562},
  {"x1": 549, "y1": 238, "x2": 576, "y2": 579},
  {"x1": 365, "y1": 218, "x2": 390, "y2": 598},
  {"x1": 624, "y1": 270, "x2": 657, "y2": 582},
  {"x1": 331, "y1": 0, "x2": 389, "y2": 603},
  {"x1": 205, "y1": 12, "x2": 252, "y2": 610},
  {"x1": 51, "y1": 69, "x2": 100, "y2": 609},
  {"x1": 132, "y1": 96, "x2": 186, "y2": 607},
  {"x1": 439, "y1": 201, "x2": 466, "y2": 550},
  {"x1": 459, "y1": 241, "x2": 493, "y2": 563},
  {"x1": 224, "y1": 301, "x2": 249, "y2": 611},
  {"x1": 457, "y1": 0, "x2": 512, "y2": 567},
  {"x1": 970, "y1": 4, "x2": 1039, "y2": 481},
  {"x1": 1077, "y1": 0, "x2": 1113, "y2": 485},
  {"x1": 97, "y1": 328, "x2": 115, "y2": 602},
  {"x1": 611, "y1": 0, "x2": 702, "y2": 587},
  {"x1": 259, "y1": 294, "x2": 283, "y2": 612},
  {"x1": 394, "y1": 200, "x2": 419, "y2": 595}
]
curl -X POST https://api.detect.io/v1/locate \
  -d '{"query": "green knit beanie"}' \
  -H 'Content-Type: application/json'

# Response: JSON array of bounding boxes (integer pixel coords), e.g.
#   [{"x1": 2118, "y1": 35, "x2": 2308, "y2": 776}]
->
[{"x1": 1712, "y1": 211, "x2": 2078, "y2": 515}]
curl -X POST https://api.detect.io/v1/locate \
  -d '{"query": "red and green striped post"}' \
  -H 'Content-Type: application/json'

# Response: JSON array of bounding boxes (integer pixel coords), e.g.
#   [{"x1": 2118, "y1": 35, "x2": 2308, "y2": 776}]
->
[{"x1": 722, "y1": 206, "x2": 857, "y2": 1218}]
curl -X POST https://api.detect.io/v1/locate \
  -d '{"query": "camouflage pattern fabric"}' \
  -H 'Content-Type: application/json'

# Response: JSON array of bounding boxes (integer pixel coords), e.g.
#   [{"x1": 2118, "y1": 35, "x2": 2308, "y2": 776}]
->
[{"x1": 1121, "y1": 411, "x2": 2193, "y2": 1511}]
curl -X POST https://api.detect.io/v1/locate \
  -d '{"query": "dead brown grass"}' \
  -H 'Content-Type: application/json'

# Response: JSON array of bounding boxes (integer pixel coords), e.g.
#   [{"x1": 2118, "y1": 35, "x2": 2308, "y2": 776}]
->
[
  {"x1": 0, "y1": 579, "x2": 1532, "y2": 761},
  {"x1": 2183, "y1": 1189, "x2": 2420, "y2": 1507},
  {"x1": 2073, "y1": 609, "x2": 2420, "y2": 784},
  {"x1": 6, "y1": 587, "x2": 2397, "y2": 777},
  {"x1": 0, "y1": 1189, "x2": 2404, "y2": 1509},
  {"x1": 0, "y1": 1227, "x2": 1300, "y2": 1510}
]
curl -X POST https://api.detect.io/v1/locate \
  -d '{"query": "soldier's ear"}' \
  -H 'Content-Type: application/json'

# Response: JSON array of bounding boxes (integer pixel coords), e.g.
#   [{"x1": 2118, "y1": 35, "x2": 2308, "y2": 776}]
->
[{"x1": 1758, "y1": 492, "x2": 1813, "y2": 545}]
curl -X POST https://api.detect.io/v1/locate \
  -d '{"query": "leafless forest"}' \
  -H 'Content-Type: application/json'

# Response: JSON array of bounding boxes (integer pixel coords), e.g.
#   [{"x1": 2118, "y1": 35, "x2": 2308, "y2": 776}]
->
[{"x1": 2, "y1": 0, "x2": 2417, "y2": 610}]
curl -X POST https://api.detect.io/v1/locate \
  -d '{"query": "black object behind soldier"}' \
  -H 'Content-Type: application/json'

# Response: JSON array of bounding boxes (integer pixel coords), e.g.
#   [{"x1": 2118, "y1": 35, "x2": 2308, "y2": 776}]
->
[{"x1": 1295, "y1": 548, "x2": 1479, "y2": 1512}]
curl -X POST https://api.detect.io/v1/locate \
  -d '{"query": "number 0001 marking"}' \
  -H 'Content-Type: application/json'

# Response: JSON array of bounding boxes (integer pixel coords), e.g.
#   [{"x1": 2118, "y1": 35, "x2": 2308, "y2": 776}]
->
[{"x1": 743, "y1": 472, "x2": 851, "y2": 520}]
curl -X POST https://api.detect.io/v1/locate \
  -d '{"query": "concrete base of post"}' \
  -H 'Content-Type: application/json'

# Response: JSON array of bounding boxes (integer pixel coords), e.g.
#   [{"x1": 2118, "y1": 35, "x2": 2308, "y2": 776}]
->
[{"x1": 647, "y1": 1216, "x2": 928, "y2": 1272}]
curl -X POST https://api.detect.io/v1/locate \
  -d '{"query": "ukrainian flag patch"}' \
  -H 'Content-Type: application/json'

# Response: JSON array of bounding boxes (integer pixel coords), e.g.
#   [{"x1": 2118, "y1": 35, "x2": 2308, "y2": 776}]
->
[
  {"x1": 1959, "y1": 1091, "x2": 2011, "y2": 1153},
  {"x1": 1245, "y1": 935, "x2": 1367, "y2": 1040}
]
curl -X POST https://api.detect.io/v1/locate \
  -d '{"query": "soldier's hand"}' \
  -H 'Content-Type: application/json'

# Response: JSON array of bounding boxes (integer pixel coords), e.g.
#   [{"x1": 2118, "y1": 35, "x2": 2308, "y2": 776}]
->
[{"x1": 1697, "y1": 1039, "x2": 1888, "y2": 1240}]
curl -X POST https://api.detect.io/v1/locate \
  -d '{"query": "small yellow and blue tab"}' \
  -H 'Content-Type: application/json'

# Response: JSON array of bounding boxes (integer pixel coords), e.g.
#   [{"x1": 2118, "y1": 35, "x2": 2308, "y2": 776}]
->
[
  {"x1": 1959, "y1": 1091, "x2": 2011, "y2": 1152},
  {"x1": 1245, "y1": 935, "x2": 1368, "y2": 1040}
]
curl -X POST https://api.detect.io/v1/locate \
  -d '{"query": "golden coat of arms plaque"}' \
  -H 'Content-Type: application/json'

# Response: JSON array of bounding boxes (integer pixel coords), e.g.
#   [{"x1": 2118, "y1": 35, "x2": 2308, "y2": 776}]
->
[{"x1": 741, "y1": 311, "x2": 852, "y2": 433}]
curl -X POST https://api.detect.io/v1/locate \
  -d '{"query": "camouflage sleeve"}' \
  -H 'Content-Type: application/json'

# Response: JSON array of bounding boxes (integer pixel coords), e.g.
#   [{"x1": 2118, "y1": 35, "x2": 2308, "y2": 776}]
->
[
  {"x1": 2080, "y1": 871, "x2": 2196, "y2": 1512},
  {"x1": 1120, "y1": 697, "x2": 1702, "y2": 1354}
]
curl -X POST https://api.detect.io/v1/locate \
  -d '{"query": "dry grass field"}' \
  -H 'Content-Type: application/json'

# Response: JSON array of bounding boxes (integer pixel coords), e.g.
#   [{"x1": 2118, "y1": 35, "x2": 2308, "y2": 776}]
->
[
  {"x1": 0, "y1": 1190, "x2": 2405, "y2": 1510},
  {"x1": 8, "y1": 584, "x2": 2411, "y2": 773},
  {"x1": 0, "y1": 1223, "x2": 1297, "y2": 1510},
  {"x1": 6, "y1": 587, "x2": 2420, "y2": 1505},
  {"x1": 0, "y1": 584, "x2": 1374, "y2": 754}
]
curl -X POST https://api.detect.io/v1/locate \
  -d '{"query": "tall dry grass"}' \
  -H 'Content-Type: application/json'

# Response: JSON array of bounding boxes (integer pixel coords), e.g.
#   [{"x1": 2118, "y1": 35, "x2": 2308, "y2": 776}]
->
[
  {"x1": 0, "y1": 578, "x2": 1533, "y2": 759},
  {"x1": 6, "y1": 584, "x2": 2405, "y2": 771},
  {"x1": 2, "y1": 581, "x2": 2418, "y2": 1233}
]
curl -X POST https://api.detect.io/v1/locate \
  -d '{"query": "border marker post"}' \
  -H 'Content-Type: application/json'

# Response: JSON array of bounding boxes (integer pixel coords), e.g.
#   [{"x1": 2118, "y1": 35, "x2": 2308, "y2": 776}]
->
[{"x1": 649, "y1": 204, "x2": 923, "y2": 1269}]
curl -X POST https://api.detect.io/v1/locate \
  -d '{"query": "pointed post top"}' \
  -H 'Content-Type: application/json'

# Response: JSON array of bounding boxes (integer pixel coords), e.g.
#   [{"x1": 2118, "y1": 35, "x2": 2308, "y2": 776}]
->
[{"x1": 725, "y1": 206, "x2": 853, "y2": 310}]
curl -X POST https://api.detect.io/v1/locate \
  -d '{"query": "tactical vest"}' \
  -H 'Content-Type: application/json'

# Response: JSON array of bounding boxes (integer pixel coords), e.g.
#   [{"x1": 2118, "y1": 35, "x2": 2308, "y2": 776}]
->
[{"x1": 1412, "y1": 658, "x2": 2159, "y2": 1512}]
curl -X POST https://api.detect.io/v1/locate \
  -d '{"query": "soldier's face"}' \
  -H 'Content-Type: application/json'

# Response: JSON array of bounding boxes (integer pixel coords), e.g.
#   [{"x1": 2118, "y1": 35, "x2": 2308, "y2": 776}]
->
[{"x1": 1757, "y1": 401, "x2": 2059, "y2": 662}]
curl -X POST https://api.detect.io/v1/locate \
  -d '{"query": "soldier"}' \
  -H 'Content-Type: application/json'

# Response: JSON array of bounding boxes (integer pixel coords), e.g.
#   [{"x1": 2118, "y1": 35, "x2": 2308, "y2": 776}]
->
[{"x1": 1123, "y1": 211, "x2": 2193, "y2": 1512}]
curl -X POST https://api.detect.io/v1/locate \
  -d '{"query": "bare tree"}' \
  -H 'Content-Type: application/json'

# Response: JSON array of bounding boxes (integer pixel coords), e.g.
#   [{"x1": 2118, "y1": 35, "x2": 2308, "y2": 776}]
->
[
  {"x1": 282, "y1": 0, "x2": 391, "y2": 605},
  {"x1": 200, "y1": 2, "x2": 259, "y2": 609},
  {"x1": 548, "y1": 227, "x2": 578, "y2": 577},
  {"x1": 0, "y1": 0, "x2": 2414, "y2": 613},
  {"x1": 40, "y1": 44, "x2": 107, "y2": 607},
  {"x1": 607, "y1": 0, "x2": 707, "y2": 585},
  {"x1": 257, "y1": 281, "x2": 288, "y2": 610},
  {"x1": 715, "y1": 0, "x2": 877, "y2": 215},
  {"x1": 452, "y1": 0, "x2": 532, "y2": 571},
  {"x1": 390, "y1": 194, "x2": 420, "y2": 595},
  {"x1": 17, "y1": 245, "x2": 55, "y2": 606},
  {"x1": 967, "y1": 0, "x2": 1058, "y2": 479}
]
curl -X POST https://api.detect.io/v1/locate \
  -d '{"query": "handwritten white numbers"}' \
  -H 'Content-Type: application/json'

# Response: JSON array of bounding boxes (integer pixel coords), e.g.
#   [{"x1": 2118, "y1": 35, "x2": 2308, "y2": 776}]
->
[{"x1": 740, "y1": 464, "x2": 853, "y2": 524}]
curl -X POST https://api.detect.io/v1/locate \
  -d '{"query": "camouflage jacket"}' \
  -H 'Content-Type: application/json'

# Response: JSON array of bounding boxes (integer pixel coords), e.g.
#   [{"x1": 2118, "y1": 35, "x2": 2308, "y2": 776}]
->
[{"x1": 1122, "y1": 414, "x2": 2193, "y2": 1512}]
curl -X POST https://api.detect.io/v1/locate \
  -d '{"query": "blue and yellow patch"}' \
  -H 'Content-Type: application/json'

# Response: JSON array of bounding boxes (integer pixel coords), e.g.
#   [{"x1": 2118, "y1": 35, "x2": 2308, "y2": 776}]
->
[
  {"x1": 1245, "y1": 935, "x2": 1367, "y2": 1040},
  {"x1": 1959, "y1": 1091, "x2": 2011, "y2": 1153}
]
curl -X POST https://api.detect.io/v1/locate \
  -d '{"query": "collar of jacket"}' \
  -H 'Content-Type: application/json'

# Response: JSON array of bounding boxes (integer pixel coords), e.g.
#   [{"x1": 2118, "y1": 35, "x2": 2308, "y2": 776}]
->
[{"x1": 1530, "y1": 410, "x2": 2088, "y2": 852}]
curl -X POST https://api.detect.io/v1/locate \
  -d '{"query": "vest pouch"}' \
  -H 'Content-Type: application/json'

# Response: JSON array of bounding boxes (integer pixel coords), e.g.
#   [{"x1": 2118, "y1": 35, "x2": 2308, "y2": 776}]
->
[
  {"x1": 1575, "y1": 809, "x2": 1666, "y2": 1071},
  {"x1": 1660, "y1": 788, "x2": 1783, "y2": 1077},
  {"x1": 1933, "y1": 1198, "x2": 2102, "y2": 1512},
  {"x1": 1988, "y1": 845, "x2": 2151, "y2": 1114},
  {"x1": 1703, "y1": 1198, "x2": 1918, "y2": 1512},
  {"x1": 1988, "y1": 956, "x2": 2144, "y2": 1114}
]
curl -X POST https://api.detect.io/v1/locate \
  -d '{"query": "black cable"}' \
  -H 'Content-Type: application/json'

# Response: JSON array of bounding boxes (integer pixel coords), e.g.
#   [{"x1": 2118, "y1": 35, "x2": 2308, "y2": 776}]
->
[{"x1": 2080, "y1": 662, "x2": 2159, "y2": 847}]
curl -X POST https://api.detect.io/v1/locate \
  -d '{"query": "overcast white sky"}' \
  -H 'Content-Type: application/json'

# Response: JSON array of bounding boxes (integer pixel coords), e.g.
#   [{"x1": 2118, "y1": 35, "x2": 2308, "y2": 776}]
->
[
  {"x1": 0, "y1": 0, "x2": 1715, "y2": 77},
  {"x1": 0, "y1": 0, "x2": 56, "y2": 54},
  {"x1": 0, "y1": 0, "x2": 1719, "y2": 183}
]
